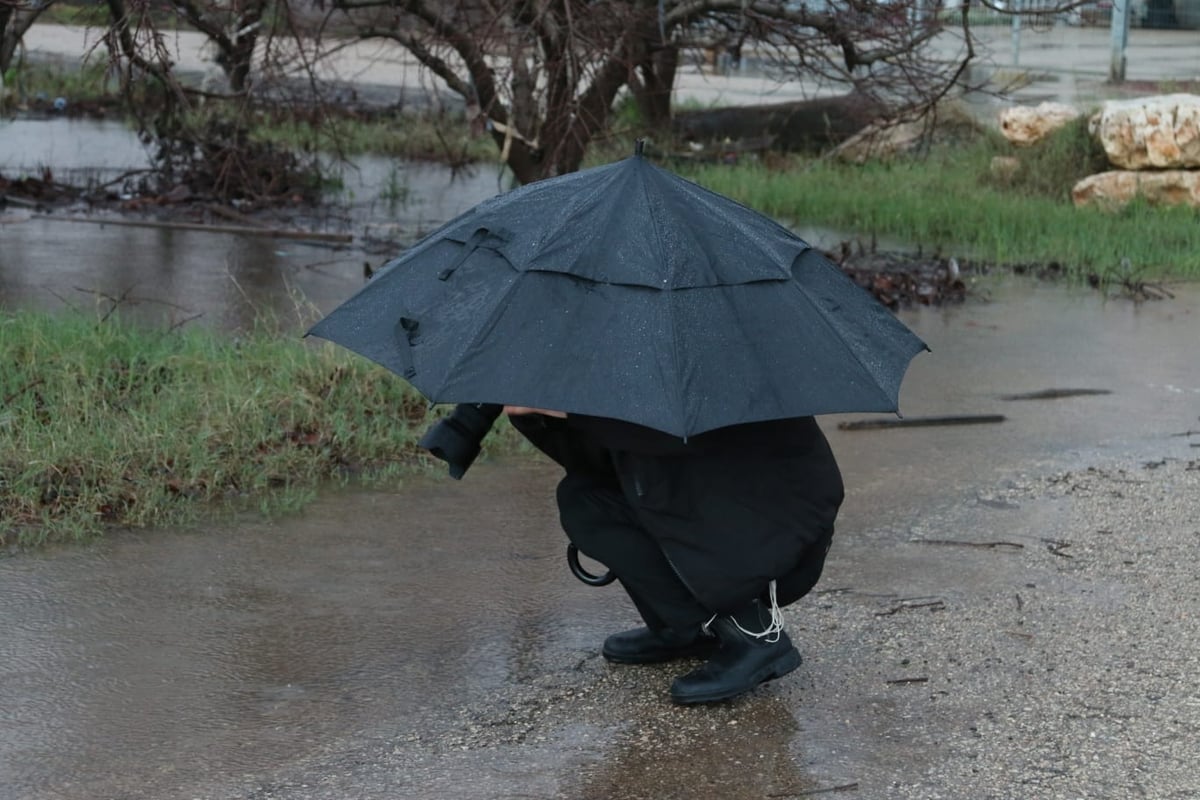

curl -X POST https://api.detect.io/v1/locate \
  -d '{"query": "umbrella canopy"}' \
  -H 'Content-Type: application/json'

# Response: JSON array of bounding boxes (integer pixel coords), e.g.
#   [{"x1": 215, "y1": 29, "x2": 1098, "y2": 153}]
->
[{"x1": 307, "y1": 146, "x2": 928, "y2": 438}]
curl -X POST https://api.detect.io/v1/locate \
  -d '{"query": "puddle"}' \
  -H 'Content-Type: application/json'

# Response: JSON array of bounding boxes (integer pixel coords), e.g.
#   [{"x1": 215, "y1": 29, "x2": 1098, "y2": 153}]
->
[{"x1": 0, "y1": 117, "x2": 505, "y2": 330}]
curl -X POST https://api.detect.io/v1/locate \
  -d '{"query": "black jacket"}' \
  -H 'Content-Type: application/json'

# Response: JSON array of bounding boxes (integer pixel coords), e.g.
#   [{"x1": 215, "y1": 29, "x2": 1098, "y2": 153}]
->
[{"x1": 510, "y1": 413, "x2": 845, "y2": 614}]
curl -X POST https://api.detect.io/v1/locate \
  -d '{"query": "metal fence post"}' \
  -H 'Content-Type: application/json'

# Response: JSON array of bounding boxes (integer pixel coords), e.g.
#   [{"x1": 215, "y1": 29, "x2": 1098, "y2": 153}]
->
[{"x1": 1110, "y1": 0, "x2": 1131, "y2": 82}]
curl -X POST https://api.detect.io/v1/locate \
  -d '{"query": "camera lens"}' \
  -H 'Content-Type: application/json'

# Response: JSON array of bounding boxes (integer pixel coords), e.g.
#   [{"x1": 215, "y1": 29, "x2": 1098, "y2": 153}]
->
[{"x1": 418, "y1": 403, "x2": 503, "y2": 479}]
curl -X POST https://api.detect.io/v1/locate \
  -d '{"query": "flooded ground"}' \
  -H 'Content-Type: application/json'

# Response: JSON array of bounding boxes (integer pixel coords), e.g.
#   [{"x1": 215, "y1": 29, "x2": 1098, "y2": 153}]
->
[
  {"x1": 3, "y1": 278, "x2": 1199, "y2": 799},
  {"x1": 0, "y1": 117, "x2": 509, "y2": 330}
]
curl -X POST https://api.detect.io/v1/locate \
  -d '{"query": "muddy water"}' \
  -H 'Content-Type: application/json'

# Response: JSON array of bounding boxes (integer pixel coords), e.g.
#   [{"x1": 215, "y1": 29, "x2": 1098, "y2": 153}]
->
[
  {"x1": 2, "y1": 279, "x2": 1199, "y2": 799},
  {"x1": 1, "y1": 118, "x2": 506, "y2": 329}
]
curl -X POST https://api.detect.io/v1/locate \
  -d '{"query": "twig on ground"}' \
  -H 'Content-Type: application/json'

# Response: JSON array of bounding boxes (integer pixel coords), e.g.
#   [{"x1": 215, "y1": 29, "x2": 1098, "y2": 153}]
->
[
  {"x1": 1000, "y1": 388, "x2": 1111, "y2": 401},
  {"x1": 912, "y1": 539, "x2": 1024, "y2": 550},
  {"x1": 3, "y1": 378, "x2": 45, "y2": 405},
  {"x1": 1043, "y1": 539, "x2": 1074, "y2": 558},
  {"x1": 838, "y1": 415, "x2": 1005, "y2": 431},
  {"x1": 876, "y1": 598, "x2": 947, "y2": 616}
]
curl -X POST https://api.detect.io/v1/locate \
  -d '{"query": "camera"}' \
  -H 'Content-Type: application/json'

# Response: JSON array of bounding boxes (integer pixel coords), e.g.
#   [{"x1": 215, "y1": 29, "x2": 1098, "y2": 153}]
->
[{"x1": 418, "y1": 403, "x2": 503, "y2": 479}]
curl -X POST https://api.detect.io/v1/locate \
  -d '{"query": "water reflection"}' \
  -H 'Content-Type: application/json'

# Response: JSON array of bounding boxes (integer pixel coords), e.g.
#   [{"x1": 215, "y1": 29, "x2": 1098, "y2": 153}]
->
[
  {"x1": 571, "y1": 699, "x2": 815, "y2": 800},
  {"x1": 0, "y1": 118, "x2": 506, "y2": 330}
]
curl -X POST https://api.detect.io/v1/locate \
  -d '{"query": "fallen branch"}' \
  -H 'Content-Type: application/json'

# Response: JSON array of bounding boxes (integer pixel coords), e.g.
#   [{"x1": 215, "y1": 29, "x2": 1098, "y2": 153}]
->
[
  {"x1": 876, "y1": 599, "x2": 946, "y2": 616},
  {"x1": 32, "y1": 214, "x2": 353, "y2": 244},
  {"x1": 1043, "y1": 539, "x2": 1074, "y2": 559},
  {"x1": 2, "y1": 194, "x2": 42, "y2": 209},
  {"x1": 837, "y1": 414, "x2": 1005, "y2": 431},
  {"x1": 885, "y1": 677, "x2": 929, "y2": 685},
  {"x1": 1001, "y1": 388, "x2": 1112, "y2": 401},
  {"x1": 912, "y1": 539, "x2": 1025, "y2": 550},
  {"x1": 3, "y1": 378, "x2": 45, "y2": 406}
]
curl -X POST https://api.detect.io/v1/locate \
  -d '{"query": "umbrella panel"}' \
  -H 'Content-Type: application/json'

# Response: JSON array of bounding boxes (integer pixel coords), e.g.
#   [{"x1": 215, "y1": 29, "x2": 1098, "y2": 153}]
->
[{"x1": 310, "y1": 240, "x2": 925, "y2": 437}]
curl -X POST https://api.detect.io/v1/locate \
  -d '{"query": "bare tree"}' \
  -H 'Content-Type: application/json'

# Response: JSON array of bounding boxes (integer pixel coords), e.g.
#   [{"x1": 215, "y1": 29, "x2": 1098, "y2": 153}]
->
[
  {"x1": 325, "y1": 0, "x2": 641, "y2": 184},
  {"x1": 1, "y1": 0, "x2": 54, "y2": 76},
  {"x1": 96, "y1": 0, "x2": 325, "y2": 205},
  {"x1": 164, "y1": 0, "x2": 269, "y2": 93},
  {"x1": 322, "y1": 0, "x2": 995, "y2": 183}
]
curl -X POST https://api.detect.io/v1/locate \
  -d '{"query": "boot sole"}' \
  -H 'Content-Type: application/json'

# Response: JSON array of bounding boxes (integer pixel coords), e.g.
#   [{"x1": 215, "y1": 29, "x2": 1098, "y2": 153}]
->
[
  {"x1": 669, "y1": 647, "x2": 803, "y2": 705},
  {"x1": 602, "y1": 639, "x2": 719, "y2": 665}
]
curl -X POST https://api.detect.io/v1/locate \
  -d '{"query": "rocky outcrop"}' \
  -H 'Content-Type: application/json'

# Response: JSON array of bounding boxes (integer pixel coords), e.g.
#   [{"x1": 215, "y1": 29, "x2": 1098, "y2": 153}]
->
[
  {"x1": 989, "y1": 156, "x2": 1022, "y2": 184},
  {"x1": 1058, "y1": 94, "x2": 1200, "y2": 209},
  {"x1": 1091, "y1": 94, "x2": 1200, "y2": 170},
  {"x1": 1071, "y1": 169, "x2": 1200, "y2": 210},
  {"x1": 999, "y1": 102, "x2": 1081, "y2": 146},
  {"x1": 833, "y1": 120, "x2": 927, "y2": 164}
]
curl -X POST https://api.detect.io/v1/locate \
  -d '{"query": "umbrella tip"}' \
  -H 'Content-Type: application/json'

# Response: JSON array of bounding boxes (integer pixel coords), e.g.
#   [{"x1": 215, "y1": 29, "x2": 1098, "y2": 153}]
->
[{"x1": 634, "y1": 139, "x2": 645, "y2": 157}]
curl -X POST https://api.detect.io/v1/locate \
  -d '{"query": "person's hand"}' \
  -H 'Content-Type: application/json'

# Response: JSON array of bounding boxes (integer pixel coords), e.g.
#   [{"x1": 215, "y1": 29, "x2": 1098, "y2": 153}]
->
[{"x1": 504, "y1": 406, "x2": 567, "y2": 418}]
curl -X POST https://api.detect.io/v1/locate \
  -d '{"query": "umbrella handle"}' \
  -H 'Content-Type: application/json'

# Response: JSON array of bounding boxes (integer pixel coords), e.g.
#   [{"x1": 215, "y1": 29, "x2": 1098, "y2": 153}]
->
[{"x1": 567, "y1": 543, "x2": 616, "y2": 586}]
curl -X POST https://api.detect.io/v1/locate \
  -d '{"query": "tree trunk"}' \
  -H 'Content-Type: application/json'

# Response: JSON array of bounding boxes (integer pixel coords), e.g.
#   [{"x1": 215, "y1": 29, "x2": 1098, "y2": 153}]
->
[
  {"x1": 631, "y1": 42, "x2": 678, "y2": 130},
  {"x1": 491, "y1": 132, "x2": 544, "y2": 186},
  {"x1": 1, "y1": 4, "x2": 48, "y2": 75},
  {"x1": 226, "y1": 35, "x2": 256, "y2": 93}
]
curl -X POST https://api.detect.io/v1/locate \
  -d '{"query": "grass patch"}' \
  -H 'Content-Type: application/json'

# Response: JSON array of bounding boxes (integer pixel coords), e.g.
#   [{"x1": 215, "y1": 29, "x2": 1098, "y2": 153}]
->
[
  {"x1": 679, "y1": 124, "x2": 1200, "y2": 279},
  {"x1": 249, "y1": 109, "x2": 497, "y2": 162},
  {"x1": 0, "y1": 311, "x2": 524, "y2": 549},
  {"x1": 5, "y1": 56, "x2": 497, "y2": 164},
  {"x1": 36, "y1": 2, "x2": 111, "y2": 27},
  {"x1": 2, "y1": 60, "x2": 118, "y2": 107}
]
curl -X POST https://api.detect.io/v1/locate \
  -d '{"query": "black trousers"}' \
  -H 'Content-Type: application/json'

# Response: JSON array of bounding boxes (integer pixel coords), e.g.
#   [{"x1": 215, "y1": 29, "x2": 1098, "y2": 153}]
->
[
  {"x1": 556, "y1": 472, "x2": 712, "y2": 635},
  {"x1": 510, "y1": 415, "x2": 711, "y2": 636}
]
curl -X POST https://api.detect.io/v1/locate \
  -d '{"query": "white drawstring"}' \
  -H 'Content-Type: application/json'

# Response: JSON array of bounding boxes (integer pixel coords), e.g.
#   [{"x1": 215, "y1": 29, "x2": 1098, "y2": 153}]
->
[
  {"x1": 731, "y1": 580, "x2": 784, "y2": 643},
  {"x1": 702, "y1": 580, "x2": 785, "y2": 643}
]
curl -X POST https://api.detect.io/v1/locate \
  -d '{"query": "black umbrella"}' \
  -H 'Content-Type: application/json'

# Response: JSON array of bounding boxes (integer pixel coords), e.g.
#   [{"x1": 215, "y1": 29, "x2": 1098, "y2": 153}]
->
[{"x1": 307, "y1": 143, "x2": 927, "y2": 438}]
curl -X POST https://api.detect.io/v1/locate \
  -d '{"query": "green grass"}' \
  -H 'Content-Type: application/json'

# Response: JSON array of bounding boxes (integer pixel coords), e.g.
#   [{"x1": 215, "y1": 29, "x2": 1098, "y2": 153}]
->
[
  {"x1": 0, "y1": 311, "x2": 524, "y2": 549},
  {"x1": 36, "y1": 2, "x2": 111, "y2": 27},
  {"x1": 2, "y1": 61, "x2": 116, "y2": 106},
  {"x1": 249, "y1": 110, "x2": 497, "y2": 162},
  {"x1": 4, "y1": 56, "x2": 496, "y2": 164},
  {"x1": 678, "y1": 122, "x2": 1200, "y2": 279}
]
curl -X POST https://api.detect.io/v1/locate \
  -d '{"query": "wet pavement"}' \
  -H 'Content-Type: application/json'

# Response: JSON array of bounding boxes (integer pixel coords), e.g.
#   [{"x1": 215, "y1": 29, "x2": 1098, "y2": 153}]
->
[
  {"x1": 19, "y1": 22, "x2": 1200, "y2": 111},
  {"x1": 3, "y1": 279, "x2": 1200, "y2": 799}
]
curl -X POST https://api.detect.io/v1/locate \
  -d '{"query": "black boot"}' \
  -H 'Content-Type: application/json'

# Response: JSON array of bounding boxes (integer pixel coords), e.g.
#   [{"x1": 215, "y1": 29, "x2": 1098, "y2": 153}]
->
[
  {"x1": 669, "y1": 602, "x2": 802, "y2": 705},
  {"x1": 602, "y1": 626, "x2": 718, "y2": 665}
]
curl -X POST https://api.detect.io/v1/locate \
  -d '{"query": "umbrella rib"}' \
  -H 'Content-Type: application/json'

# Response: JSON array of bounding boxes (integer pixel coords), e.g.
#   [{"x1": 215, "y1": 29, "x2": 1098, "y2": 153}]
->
[
  {"x1": 640, "y1": 169, "x2": 688, "y2": 436},
  {"x1": 786, "y1": 277, "x2": 897, "y2": 411}
]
